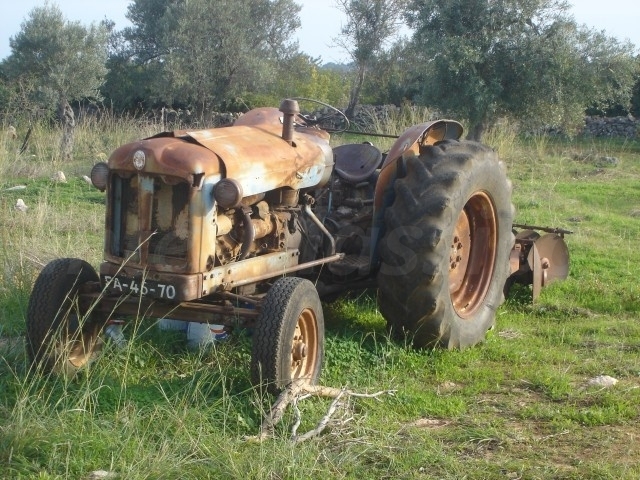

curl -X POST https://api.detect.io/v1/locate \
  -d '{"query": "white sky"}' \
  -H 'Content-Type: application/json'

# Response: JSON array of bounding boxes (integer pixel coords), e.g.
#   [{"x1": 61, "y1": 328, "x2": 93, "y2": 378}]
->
[{"x1": 0, "y1": 0, "x2": 638, "y2": 63}]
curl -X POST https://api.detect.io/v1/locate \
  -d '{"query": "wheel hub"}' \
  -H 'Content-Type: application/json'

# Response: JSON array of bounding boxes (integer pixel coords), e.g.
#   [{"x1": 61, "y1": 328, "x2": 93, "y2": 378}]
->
[
  {"x1": 289, "y1": 308, "x2": 318, "y2": 381},
  {"x1": 292, "y1": 342, "x2": 307, "y2": 363},
  {"x1": 291, "y1": 324, "x2": 308, "y2": 366},
  {"x1": 449, "y1": 213, "x2": 472, "y2": 293},
  {"x1": 450, "y1": 235, "x2": 465, "y2": 270}
]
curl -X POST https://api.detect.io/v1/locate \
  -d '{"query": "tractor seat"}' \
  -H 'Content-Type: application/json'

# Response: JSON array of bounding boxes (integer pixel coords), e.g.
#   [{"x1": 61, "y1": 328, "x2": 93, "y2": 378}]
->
[{"x1": 333, "y1": 143, "x2": 383, "y2": 184}]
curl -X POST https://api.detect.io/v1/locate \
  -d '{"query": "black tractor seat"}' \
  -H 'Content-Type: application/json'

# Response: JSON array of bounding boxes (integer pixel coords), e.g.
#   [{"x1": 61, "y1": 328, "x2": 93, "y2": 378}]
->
[{"x1": 333, "y1": 143, "x2": 383, "y2": 184}]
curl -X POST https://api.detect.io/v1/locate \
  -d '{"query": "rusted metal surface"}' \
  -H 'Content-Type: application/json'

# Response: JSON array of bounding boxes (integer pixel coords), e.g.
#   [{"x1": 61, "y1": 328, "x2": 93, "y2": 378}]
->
[
  {"x1": 29, "y1": 96, "x2": 577, "y2": 391},
  {"x1": 290, "y1": 307, "x2": 319, "y2": 382},
  {"x1": 303, "y1": 198, "x2": 336, "y2": 256},
  {"x1": 505, "y1": 224, "x2": 571, "y2": 301},
  {"x1": 382, "y1": 120, "x2": 464, "y2": 170},
  {"x1": 530, "y1": 233, "x2": 570, "y2": 290},
  {"x1": 103, "y1": 172, "x2": 215, "y2": 274},
  {"x1": 449, "y1": 192, "x2": 498, "y2": 318},
  {"x1": 99, "y1": 262, "x2": 203, "y2": 302},
  {"x1": 97, "y1": 99, "x2": 569, "y2": 335},
  {"x1": 185, "y1": 119, "x2": 334, "y2": 196},
  {"x1": 100, "y1": 249, "x2": 344, "y2": 302},
  {"x1": 108, "y1": 107, "x2": 333, "y2": 198},
  {"x1": 512, "y1": 223, "x2": 573, "y2": 237},
  {"x1": 201, "y1": 251, "x2": 344, "y2": 294},
  {"x1": 279, "y1": 99, "x2": 300, "y2": 145},
  {"x1": 108, "y1": 136, "x2": 221, "y2": 182},
  {"x1": 202, "y1": 250, "x2": 300, "y2": 294}
]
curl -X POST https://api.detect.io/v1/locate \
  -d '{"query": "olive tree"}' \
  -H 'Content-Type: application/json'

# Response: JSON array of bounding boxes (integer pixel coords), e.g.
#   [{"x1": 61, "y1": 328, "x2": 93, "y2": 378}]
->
[
  {"x1": 3, "y1": 5, "x2": 109, "y2": 159},
  {"x1": 109, "y1": 0, "x2": 301, "y2": 115},
  {"x1": 406, "y1": 0, "x2": 637, "y2": 140},
  {"x1": 168, "y1": 0, "x2": 300, "y2": 114},
  {"x1": 334, "y1": 0, "x2": 408, "y2": 118}
]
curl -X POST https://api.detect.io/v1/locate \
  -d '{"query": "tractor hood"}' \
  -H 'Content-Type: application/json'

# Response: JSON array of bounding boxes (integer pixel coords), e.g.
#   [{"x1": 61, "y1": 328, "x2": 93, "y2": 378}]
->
[
  {"x1": 108, "y1": 108, "x2": 333, "y2": 196},
  {"x1": 107, "y1": 136, "x2": 222, "y2": 187}
]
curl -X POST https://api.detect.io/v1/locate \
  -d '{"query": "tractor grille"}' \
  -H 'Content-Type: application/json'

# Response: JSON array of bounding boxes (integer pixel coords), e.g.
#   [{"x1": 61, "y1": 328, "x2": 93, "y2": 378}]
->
[{"x1": 109, "y1": 173, "x2": 190, "y2": 268}]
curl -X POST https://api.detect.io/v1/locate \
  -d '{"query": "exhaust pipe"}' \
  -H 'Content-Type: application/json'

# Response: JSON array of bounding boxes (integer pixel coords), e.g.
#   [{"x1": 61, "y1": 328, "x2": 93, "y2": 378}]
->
[{"x1": 279, "y1": 99, "x2": 300, "y2": 145}]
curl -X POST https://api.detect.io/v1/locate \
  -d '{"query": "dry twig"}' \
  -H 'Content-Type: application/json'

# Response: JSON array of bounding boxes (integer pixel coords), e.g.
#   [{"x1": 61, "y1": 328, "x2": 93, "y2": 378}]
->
[{"x1": 246, "y1": 381, "x2": 396, "y2": 443}]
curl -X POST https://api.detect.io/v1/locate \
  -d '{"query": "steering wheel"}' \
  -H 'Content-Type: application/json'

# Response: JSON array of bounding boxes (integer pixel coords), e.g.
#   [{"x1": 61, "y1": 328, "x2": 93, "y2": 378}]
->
[{"x1": 291, "y1": 97, "x2": 350, "y2": 133}]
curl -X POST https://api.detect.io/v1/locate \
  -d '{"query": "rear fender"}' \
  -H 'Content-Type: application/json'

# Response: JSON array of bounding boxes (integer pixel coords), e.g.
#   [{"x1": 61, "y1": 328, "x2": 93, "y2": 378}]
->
[{"x1": 370, "y1": 120, "x2": 463, "y2": 263}]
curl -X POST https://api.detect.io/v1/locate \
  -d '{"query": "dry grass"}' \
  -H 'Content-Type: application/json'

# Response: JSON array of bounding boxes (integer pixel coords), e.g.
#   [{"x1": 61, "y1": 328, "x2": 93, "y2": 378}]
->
[{"x1": 0, "y1": 115, "x2": 639, "y2": 479}]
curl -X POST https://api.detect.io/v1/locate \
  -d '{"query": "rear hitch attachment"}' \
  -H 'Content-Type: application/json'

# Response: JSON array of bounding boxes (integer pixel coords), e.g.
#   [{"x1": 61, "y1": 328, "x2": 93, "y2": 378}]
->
[{"x1": 505, "y1": 223, "x2": 572, "y2": 301}]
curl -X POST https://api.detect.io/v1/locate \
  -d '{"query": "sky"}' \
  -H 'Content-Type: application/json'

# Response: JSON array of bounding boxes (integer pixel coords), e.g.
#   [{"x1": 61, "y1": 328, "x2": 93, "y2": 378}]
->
[{"x1": 0, "y1": 0, "x2": 638, "y2": 63}]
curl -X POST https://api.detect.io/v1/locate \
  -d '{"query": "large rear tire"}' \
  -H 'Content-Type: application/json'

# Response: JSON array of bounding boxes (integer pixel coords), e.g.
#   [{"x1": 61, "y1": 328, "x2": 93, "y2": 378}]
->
[
  {"x1": 251, "y1": 277, "x2": 324, "y2": 394},
  {"x1": 26, "y1": 258, "x2": 106, "y2": 374},
  {"x1": 377, "y1": 140, "x2": 514, "y2": 349}
]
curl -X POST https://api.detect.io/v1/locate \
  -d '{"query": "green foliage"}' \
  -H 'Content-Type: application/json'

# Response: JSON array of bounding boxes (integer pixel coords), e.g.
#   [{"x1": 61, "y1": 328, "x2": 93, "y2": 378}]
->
[
  {"x1": 248, "y1": 54, "x2": 351, "y2": 108},
  {"x1": 336, "y1": 0, "x2": 406, "y2": 64},
  {"x1": 1, "y1": 4, "x2": 109, "y2": 117},
  {"x1": 360, "y1": 39, "x2": 421, "y2": 105},
  {"x1": 101, "y1": 56, "x2": 165, "y2": 113},
  {"x1": 106, "y1": 0, "x2": 302, "y2": 114},
  {"x1": 406, "y1": 0, "x2": 638, "y2": 140}
]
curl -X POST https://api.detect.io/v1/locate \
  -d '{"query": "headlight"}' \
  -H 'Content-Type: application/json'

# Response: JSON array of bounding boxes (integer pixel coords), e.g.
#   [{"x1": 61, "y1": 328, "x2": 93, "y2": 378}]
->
[
  {"x1": 214, "y1": 179, "x2": 243, "y2": 209},
  {"x1": 90, "y1": 162, "x2": 109, "y2": 192}
]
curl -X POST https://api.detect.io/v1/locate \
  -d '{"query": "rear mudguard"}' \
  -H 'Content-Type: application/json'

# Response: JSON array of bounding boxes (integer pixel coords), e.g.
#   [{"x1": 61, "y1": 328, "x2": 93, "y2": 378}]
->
[{"x1": 370, "y1": 120, "x2": 463, "y2": 264}]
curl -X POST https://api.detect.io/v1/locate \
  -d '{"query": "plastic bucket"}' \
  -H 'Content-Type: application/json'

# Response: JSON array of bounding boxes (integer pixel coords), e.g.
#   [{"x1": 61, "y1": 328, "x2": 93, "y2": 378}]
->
[
  {"x1": 157, "y1": 318, "x2": 189, "y2": 332},
  {"x1": 187, "y1": 322, "x2": 229, "y2": 348}
]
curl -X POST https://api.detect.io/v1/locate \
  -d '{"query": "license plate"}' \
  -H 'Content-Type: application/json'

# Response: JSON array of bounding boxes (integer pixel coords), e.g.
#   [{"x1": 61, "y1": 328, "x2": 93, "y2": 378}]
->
[{"x1": 102, "y1": 275, "x2": 177, "y2": 300}]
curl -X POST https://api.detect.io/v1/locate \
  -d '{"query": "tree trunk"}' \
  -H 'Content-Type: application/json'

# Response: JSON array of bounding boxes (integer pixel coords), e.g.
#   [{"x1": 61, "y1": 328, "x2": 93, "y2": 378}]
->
[
  {"x1": 58, "y1": 98, "x2": 75, "y2": 161},
  {"x1": 345, "y1": 63, "x2": 367, "y2": 120},
  {"x1": 466, "y1": 120, "x2": 488, "y2": 142}
]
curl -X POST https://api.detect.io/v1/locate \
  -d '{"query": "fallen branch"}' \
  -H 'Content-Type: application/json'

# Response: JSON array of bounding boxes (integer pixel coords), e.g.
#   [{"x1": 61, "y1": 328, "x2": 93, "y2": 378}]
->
[
  {"x1": 291, "y1": 387, "x2": 346, "y2": 443},
  {"x1": 246, "y1": 381, "x2": 396, "y2": 443}
]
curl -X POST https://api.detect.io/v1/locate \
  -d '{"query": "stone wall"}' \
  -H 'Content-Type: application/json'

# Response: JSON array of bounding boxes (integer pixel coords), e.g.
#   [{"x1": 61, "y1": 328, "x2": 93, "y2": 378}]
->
[
  {"x1": 583, "y1": 116, "x2": 639, "y2": 138},
  {"x1": 142, "y1": 106, "x2": 640, "y2": 138},
  {"x1": 318, "y1": 106, "x2": 640, "y2": 139}
]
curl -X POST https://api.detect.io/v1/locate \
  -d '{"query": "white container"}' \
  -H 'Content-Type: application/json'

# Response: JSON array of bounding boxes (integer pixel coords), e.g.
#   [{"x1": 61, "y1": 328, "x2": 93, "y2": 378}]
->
[
  {"x1": 157, "y1": 318, "x2": 189, "y2": 332},
  {"x1": 187, "y1": 322, "x2": 229, "y2": 348},
  {"x1": 104, "y1": 320, "x2": 127, "y2": 349}
]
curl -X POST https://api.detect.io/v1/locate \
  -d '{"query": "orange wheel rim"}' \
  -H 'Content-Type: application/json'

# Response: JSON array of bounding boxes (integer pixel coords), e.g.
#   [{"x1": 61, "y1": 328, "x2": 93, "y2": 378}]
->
[
  {"x1": 449, "y1": 191, "x2": 498, "y2": 318},
  {"x1": 67, "y1": 327, "x2": 101, "y2": 368},
  {"x1": 290, "y1": 308, "x2": 318, "y2": 382}
]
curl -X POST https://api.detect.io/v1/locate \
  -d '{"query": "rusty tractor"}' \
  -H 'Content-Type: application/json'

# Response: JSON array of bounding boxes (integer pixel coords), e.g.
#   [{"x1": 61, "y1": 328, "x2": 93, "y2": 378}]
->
[{"x1": 26, "y1": 99, "x2": 569, "y2": 391}]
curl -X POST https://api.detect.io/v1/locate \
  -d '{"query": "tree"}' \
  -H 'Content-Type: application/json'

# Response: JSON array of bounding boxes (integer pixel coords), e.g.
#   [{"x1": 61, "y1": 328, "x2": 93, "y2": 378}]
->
[
  {"x1": 121, "y1": 0, "x2": 179, "y2": 63},
  {"x1": 3, "y1": 5, "x2": 109, "y2": 159},
  {"x1": 631, "y1": 58, "x2": 640, "y2": 117},
  {"x1": 107, "y1": 0, "x2": 301, "y2": 116},
  {"x1": 360, "y1": 39, "x2": 420, "y2": 105},
  {"x1": 251, "y1": 53, "x2": 350, "y2": 108},
  {"x1": 334, "y1": 0, "x2": 407, "y2": 118},
  {"x1": 167, "y1": 0, "x2": 300, "y2": 114},
  {"x1": 406, "y1": 0, "x2": 637, "y2": 140}
]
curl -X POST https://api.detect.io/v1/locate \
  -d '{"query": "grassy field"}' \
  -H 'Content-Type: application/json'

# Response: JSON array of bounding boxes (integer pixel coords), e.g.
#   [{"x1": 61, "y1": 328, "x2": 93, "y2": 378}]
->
[{"x1": 0, "y1": 116, "x2": 639, "y2": 479}]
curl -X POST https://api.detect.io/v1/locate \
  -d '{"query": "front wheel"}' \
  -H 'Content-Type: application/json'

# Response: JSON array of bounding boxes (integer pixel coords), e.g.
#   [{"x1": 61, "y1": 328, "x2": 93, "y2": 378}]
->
[
  {"x1": 377, "y1": 140, "x2": 514, "y2": 349},
  {"x1": 251, "y1": 277, "x2": 324, "y2": 394},
  {"x1": 26, "y1": 258, "x2": 106, "y2": 374}
]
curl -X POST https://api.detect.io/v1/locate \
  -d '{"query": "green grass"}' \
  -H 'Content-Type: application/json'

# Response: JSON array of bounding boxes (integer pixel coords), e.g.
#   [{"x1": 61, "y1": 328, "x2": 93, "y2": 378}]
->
[{"x1": 1, "y1": 118, "x2": 639, "y2": 479}]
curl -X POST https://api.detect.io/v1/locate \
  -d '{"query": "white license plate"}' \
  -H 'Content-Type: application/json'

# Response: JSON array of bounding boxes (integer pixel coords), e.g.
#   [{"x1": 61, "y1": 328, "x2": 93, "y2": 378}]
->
[{"x1": 102, "y1": 275, "x2": 177, "y2": 300}]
